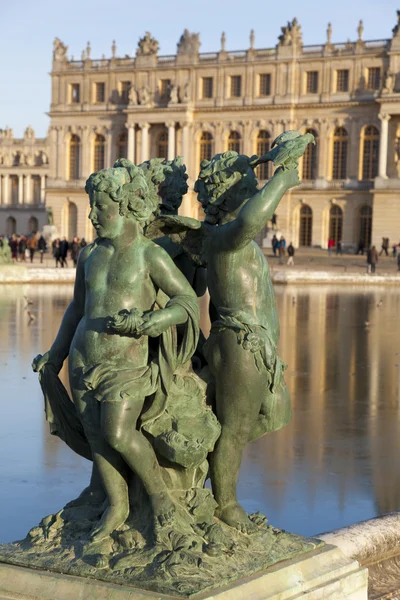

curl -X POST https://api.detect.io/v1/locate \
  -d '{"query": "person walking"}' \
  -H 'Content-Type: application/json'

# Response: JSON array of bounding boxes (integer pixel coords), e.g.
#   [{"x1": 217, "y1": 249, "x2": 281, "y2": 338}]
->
[
  {"x1": 356, "y1": 239, "x2": 365, "y2": 255},
  {"x1": 27, "y1": 235, "x2": 38, "y2": 263},
  {"x1": 80, "y1": 237, "x2": 87, "y2": 249},
  {"x1": 38, "y1": 235, "x2": 47, "y2": 264},
  {"x1": 278, "y1": 238, "x2": 285, "y2": 265},
  {"x1": 271, "y1": 234, "x2": 278, "y2": 257},
  {"x1": 328, "y1": 237, "x2": 334, "y2": 255},
  {"x1": 392, "y1": 243, "x2": 398, "y2": 258},
  {"x1": 379, "y1": 237, "x2": 389, "y2": 256},
  {"x1": 70, "y1": 236, "x2": 80, "y2": 267},
  {"x1": 336, "y1": 240, "x2": 343, "y2": 255},
  {"x1": 9, "y1": 234, "x2": 18, "y2": 262},
  {"x1": 287, "y1": 242, "x2": 295, "y2": 266},
  {"x1": 18, "y1": 235, "x2": 27, "y2": 262},
  {"x1": 367, "y1": 245, "x2": 378, "y2": 274},
  {"x1": 60, "y1": 237, "x2": 69, "y2": 267},
  {"x1": 53, "y1": 238, "x2": 62, "y2": 268}
]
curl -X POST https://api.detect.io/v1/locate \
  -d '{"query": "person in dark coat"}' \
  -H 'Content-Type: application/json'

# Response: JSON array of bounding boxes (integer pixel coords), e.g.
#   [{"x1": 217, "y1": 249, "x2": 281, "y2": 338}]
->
[
  {"x1": 367, "y1": 245, "x2": 378, "y2": 274},
  {"x1": 38, "y1": 235, "x2": 47, "y2": 264},
  {"x1": 271, "y1": 234, "x2": 278, "y2": 256},
  {"x1": 53, "y1": 238, "x2": 62, "y2": 268},
  {"x1": 9, "y1": 234, "x2": 18, "y2": 261},
  {"x1": 356, "y1": 239, "x2": 365, "y2": 255},
  {"x1": 18, "y1": 235, "x2": 27, "y2": 262},
  {"x1": 60, "y1": 237, "x2": 69, "y2": 268},
  {"x1": 70, "y1": 237, "x2": 80, "y2": 267},
  {"x1": 287, "y1": 242, "x2": 295, "y2": 266},
  {"x1": 80, "y1": 238, "x2": 87, "y2": 249}
]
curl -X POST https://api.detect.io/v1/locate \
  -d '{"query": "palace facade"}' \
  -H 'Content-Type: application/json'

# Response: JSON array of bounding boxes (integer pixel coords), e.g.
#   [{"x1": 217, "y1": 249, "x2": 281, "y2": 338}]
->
[{"x1": 2, "y1": 13, "x2": 400, "y2": 248}]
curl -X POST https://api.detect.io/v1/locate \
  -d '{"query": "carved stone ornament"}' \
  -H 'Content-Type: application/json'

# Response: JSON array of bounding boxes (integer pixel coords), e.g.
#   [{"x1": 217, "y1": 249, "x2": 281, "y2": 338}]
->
[
  {"x1": 53, "y1": 37, "x2": 68, "y2": 61},
  {"x1": 278, "y1": 18, "x2": 303, "y2": 46},
  {"x1": 136, "y1": 32, "x2": 159, "y2": 57},
  {"x1": 138, "y1": 86, "x2": 152, "y2": 106},
  {"x1": 393, "y1": 9, "x2": 400, "y2": 36},
  {"x1": 128, "y1": 85, "x2": 138, "y2": 105},
  {"x1": 24, "y1": 125, "x2": 35, "y2": 140},
  {"x1": 177, "y1": 29, "x2": 201, "y2": 55}
]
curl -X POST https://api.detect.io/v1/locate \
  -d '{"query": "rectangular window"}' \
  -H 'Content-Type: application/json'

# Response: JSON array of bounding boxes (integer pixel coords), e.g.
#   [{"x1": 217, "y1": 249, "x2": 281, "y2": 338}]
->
[
  {"x1": 259, "y1": 74, "x2": 271, "y2": 97},
  {"x1": 32, "y1": 176, "x2": 41, "y2": 203},
  {"x1": 160, "y1": 79, "x2": 171, "y2": 101},
  {"x1": 70, "y1": 83, "x2": 80, "y2": 103},
  {"x1": 336, "y1": 70, "x2": 349, "y2": 92},
  {"x1": 119, "y1": 81, "x2": 131, "y2": 104},
  {"x1": 202, "y1": 77, "x2": 213, "y2": 99},
  {"x1": 230, "y1": 75, "x2": 242, "y2": 97},
  {"x1": 306, "y1": 71, "x2": 319, "y2": 94},
  {"x1": 367, "y1": 67, "x2": 381, "y2": 90},
  {"x1": 95, "y1": 82, "x2": 105, "y2": 103}
]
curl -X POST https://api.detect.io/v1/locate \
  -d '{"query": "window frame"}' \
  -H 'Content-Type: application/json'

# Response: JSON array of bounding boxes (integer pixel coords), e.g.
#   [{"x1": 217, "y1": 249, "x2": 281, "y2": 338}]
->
[
  {"x1": 305, "y1": 71, "x2": 319, "y2": 94},
  {"x1": 230, "y1": 75, "x2": 242, "y2": 98},
  {"x1": 94, "y1": 82, "x2": 106, "y2": 103},
  {"x1": 201, "y1": 76, "x2": 214, "y2": 99},
  {"x1": 258, "y1": 73, "x2": 271, "y2": 97},
  {"x1": 336, "y1": 69, "x2": 349, "y2": 93},
  {"x1": 70, "y1": 83, "x2": 80, "y2": 104}
]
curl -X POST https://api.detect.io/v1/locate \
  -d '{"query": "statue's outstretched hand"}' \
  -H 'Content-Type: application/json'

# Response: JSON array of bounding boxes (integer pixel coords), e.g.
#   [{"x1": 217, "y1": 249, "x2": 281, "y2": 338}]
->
[
  {"x1": 32, "y1": 351, "x2": 63, "y2": 374},
  {"x1": 137, "y1": 310, "x2": 171, "y2": 338},
  {"x1": 274, "y1": 166, "x2": 300, "y2": 190}
]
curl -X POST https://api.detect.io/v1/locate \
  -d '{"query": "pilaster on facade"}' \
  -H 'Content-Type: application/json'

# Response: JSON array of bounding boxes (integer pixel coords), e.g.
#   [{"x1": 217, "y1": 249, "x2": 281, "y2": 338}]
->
[{"x1": 378, "y1": 113, "x2": 391, "y2": 178}]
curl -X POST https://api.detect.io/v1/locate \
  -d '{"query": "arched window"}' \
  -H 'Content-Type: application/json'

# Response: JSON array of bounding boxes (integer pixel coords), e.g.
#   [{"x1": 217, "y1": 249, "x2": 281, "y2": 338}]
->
[
  {"x1": 93, "y1": 134, "x2": 105, "y2": 171},
  {"x1": 227, "y1": 131, "x2": 241, "y2": 153},
  {"x1": 28, "y1": 216, "x2": 38, "y2": 233},
  {"x1": 329, "y1": 205, "x2": 343, "y2": 244},
  {"x1": 117, "y1": 132, "x2": 128, "y2": 159},
  {"x1": 332, "y1": 127, "x2": 348, "y2": 179},
  {"x1": 157, "y1": 130, "x2": 168, "y2": 159},
  {"x1": 256, "y1": 130, "x2": 271, "y2": 180},
  {"x1": 359, "y1": 205, "x2": 372, "y2": 247},
  {"x1": 362, "y1": 126, "x2": 379, "y2": 180},
  {"x1": 199, "y1": 131, "x2": 213, "y2": 162},
  {"x1": 69, "y1": 134, "x2": 80, "y2": 180},
  {"x1": 13, "y1": 153, "x2": 21, "y2": 167},
  {"x1": 6, "y1": 216, "x2": 16, "y2": 236},
  {"x1": 302, "y1": 129, "x2": 318, "y2": 180},
  {"x1": 299, "y1": 205, "x2": 313, "y2": 246}
]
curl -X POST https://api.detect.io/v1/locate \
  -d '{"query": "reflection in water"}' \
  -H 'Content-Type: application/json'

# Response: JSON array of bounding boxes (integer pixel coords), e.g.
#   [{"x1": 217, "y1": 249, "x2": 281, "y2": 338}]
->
[{"x1": 0, "y1": 284, "x2": 400, "y2": 543}]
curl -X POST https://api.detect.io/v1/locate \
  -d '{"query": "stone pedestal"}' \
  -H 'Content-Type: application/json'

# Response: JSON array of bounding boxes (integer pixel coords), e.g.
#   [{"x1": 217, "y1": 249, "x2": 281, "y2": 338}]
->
[{"x1": 0, "y1": 545, "x2": 367, "y2": 600}]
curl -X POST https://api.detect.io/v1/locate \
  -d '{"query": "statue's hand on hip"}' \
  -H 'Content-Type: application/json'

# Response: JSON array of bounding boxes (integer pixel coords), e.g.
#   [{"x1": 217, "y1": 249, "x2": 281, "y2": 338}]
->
[{"x1": 137, "y1": 310, "x2": 172, "y2": 338}]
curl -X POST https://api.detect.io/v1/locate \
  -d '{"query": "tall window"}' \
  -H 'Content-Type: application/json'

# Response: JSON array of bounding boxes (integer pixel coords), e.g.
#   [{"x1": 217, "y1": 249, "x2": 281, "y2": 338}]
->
[
  {"x1": 227, "y1": 131, "x2": 241, "y2": 153},
  {"x1": 302, "y1": 129, "x2": 318, "y2": 180},
  {"x1": 10, "y1": 176, "x2": 18, "y2": 204},
  {"x1": 199, "y1": 132, "x2": 213, "y2": 162},
  {"x1": 70, "y1": 83, "x2": 80, "y2": 103},
  {"x1": 362, "y1": 126, "x2": 379, "y2": 179},
  {"x1": 28, "y1": 216, "x2": 38, "y2": 233},
  {"x1": 336, "y1": 70, "x2": 349, "y2": 92},
  {"x1": 6, "y1": 216, "x2": 16, "y2": 236},
  {"x1": 329, "y1": 205, "x2": 343, "y2": 244},
  {"x1": 359, "y1": 205, "x2": 372, "y2": 247},
  {"x1": 69, "y1": 134, "x2": 80, "y2": 180},
  {"x1": 230, "y1": 75, "x2": 242, "y2": 97},
  {"x1": 157, "y1": 130, "x2": 168, "y2": 158},
  {"x1": 94, "y1": 134, "x2": 106, "y2": 171},
  {"x1": 32, "y1": 176, "x2": 41, "y2": 203},
  {"x1": 119, "y1": 81, "x2": 130, "y2": 104},
  {"x1": 332, "y1": 127, "x2": 348, "y2": 179},
  {"x1": 95, "y1": 82, "x2": 105, "y2": 103},
  {"x1": 160, "y1": 79, "x2": 171, "y2": 101},
  {"x1": 117, "y1": 132, "x2": 128, "y2": 159},
  {"x1": 256, "y1": 130, "x2": 271, "y2": 180},
  {"x1": 367, "y1": 67, "x2": 381, "y2": 90},
  {"x1": 299, "y1": 205, "x2": 313, "y2": 246},
  {"x1": 306, "y1": 71, "x2": 319, "y2": 94},
  {"x1": 202, "y1": 77, "x2": 213, "y2": 99},
  {"x1": 259, "y1": 74, "x2": 271, "y2": 96}
]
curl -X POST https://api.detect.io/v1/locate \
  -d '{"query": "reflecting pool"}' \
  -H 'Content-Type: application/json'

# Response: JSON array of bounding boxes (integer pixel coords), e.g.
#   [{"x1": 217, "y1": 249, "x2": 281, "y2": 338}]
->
[{"x1": 0, "y1": 284, "x2": 399, "y2": 543}]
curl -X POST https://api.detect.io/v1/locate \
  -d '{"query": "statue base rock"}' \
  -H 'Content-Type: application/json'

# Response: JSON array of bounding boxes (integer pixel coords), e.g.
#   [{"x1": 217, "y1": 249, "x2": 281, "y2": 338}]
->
[{"x1": 0, "y1": 545, "x2": 367, "y2": 599}]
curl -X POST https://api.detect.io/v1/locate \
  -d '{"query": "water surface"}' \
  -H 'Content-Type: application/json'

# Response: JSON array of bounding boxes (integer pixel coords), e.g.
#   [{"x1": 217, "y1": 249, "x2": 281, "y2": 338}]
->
[{"x1": 0, "y1": 284, "x2": 399, "y2": 543}]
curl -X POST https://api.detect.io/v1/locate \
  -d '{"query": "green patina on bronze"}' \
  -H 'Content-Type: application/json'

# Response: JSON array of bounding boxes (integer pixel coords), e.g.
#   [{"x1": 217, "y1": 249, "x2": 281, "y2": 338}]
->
[{"x1": 0, "y1": 132, "x2": 322, "y2": 597}]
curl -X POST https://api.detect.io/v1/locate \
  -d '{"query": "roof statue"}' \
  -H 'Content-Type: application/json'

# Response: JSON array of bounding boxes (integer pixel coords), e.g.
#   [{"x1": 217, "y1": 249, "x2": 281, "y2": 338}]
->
[
  {"x1": 137, "y1": 31, "x2": 159, "y2": 56},
  {"x1": 278, "y1": 18, "x2": 303, "y2": 46},
  {"x1": 177, "y1": 29, "x2": 200, "y2": 55},
  {"x1": 53, "y1": 37, "x2": 68, "y2": 61},
  {"x1": 24, "y1": 125, "x2": 35, "y2": 140}
]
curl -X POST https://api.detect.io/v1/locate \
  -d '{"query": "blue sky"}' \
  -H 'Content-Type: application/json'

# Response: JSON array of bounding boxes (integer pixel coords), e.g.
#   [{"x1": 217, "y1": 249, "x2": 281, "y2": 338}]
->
[{"x1": 0, "y1": 0, "x2": 399, "y2": 137}]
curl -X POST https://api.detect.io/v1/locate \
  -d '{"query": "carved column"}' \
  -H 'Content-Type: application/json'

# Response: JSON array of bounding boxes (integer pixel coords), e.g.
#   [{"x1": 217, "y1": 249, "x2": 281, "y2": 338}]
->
[
  {"x1": 40, "y1": 175, "x2": 46, "y2": 204},
  {"x1": 18, "y1": 174, "x2": 24, "y2": 204},
  {"x1": 181, "y1": 123, "x2": 190, "y2": 161},
  {"x1": 82, "y1": 127, "x2": 91, "y2": 178},
  {"x1": 25, "y1": 174, "x2": 32, "y2": 204},
  {"x1": 3, "y1": 175, "x2": 9, "y2": 205},
  {"x1": 106, "y1": 130, "x2": 113, "y2": 168},
  {"x1": 127, "y1": 124, "x2": 136, "y2": 163},
  {"x1": 140, "y1": 123, "x2": 150, "y2": 162},
  {"x1": 56, "y1": 126, "x2": 63, "y2": 179},
  {"x1": 166, "y1": 121, "x2": 176, "y2": 161},
  {"x1": 378, "y1": 113, "x2": 391, "y2": 178}
]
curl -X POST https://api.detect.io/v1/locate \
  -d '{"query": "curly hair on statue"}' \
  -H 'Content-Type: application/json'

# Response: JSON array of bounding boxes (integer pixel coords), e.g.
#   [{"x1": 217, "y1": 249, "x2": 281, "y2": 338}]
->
[
  {"x1": 139, "y1": 157, "x2": 189, "y2": 216},
  {"x1": 85, "y1": 158, "x2": 158, "y2": 225},
  {"x1": 194, "y1": 151, "x2": 259, "y2": 225}
]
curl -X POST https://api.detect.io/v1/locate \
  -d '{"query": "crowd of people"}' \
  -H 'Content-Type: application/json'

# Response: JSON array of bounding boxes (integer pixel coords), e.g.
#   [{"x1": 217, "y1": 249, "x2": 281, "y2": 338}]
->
[{"x1": 0, "y1": 233, "x2": 87, "y2": 267}]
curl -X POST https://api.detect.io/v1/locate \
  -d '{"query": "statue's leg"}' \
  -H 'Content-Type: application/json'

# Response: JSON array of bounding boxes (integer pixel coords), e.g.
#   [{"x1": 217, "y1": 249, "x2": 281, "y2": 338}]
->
[
  {"x1": 71, "y1": 387, "x2": 129, "y2": 542},
  {"x1": 100, "y1": 398, "x2": 175, "y2": 528},
  {"x1": 208, "y1": 329, "x2": 267, "y2": 533}
]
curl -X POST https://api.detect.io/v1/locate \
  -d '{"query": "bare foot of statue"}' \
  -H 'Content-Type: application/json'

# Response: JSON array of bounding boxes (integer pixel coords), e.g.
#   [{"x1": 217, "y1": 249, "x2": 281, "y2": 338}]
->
[
  {"x1": 151, "y1": 491, "x2": 175, "y2": 527},
  {"x1": 65, "y1": 485, "x2": 106, "y2": 509},
  {"x1": 217, "y1": 502, "x2": 258, "y2": 534},
  {"x1": 89, "y1": 504, "x2": 129, "y2": 543}
]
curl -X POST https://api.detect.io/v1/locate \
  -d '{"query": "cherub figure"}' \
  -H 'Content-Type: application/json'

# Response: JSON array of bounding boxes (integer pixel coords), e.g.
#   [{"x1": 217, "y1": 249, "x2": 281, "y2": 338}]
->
[{"x1": 32, "y1": 160, "x2": 199, "y2": 542}]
